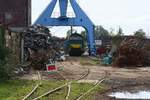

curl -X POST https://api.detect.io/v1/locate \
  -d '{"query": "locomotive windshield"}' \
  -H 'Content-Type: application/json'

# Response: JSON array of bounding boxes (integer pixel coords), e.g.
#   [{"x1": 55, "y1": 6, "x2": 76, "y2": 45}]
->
[{"x1": 69, "y1": 35, "x2": 82, "y2": 40}]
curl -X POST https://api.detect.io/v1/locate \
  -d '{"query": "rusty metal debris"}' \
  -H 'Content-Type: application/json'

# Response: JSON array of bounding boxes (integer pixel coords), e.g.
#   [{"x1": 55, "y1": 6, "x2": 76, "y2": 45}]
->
[
  {"x1": 23, "y1": 25, "x2": 65, "y2": 70},
  {"x1": 113, "y1": 38, "x2": 150, "y2": 67}
]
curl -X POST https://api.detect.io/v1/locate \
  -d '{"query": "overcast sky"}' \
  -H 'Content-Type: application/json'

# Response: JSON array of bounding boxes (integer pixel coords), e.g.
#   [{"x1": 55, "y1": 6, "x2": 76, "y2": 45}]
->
[{"x1": 32, "y1": 0, "x2": 150, "y2": 37}]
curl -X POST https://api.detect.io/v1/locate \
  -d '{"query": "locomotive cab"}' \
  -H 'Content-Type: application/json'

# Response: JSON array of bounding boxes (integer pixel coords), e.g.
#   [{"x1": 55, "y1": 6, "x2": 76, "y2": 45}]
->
[{"x1": 65, "y1": 33, "x2": 85, "y2": 56}]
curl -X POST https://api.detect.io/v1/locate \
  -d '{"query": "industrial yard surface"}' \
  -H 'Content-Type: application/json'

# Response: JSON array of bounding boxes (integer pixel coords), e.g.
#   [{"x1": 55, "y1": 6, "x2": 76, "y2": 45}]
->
[
  {"x1": 22, "y1": 56, "x2": 150, "y2": 80},
  {"x1": 18, "y1": 56, "x2": 150, "y2": 100}
]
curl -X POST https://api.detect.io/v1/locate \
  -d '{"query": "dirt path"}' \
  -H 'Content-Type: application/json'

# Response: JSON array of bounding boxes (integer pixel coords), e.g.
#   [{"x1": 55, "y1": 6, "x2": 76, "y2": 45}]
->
[
  {"x1": 56, "y1": 56, "x2": 150, "y2": 80},
  {"x1": 21, "y1": 56, "x2": 150, "y2": 80}
]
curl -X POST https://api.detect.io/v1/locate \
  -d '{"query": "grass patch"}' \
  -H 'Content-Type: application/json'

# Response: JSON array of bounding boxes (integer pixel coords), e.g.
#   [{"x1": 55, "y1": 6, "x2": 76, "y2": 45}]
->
[
  {"x1": 0, "y1": 80, "x2": 104, "y2": 100},
  {"x1": 0, "y1": 80, "x2": 36, "y2": 100},
  {"x1": 69, "y1": 82, "x2": 104, "y2": 100}
]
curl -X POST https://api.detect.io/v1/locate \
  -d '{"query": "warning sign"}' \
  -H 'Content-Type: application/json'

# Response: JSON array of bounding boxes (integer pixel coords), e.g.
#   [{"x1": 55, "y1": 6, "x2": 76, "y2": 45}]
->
[
  {"x1": 46, "y1": 64, "x2": 57, "y2": 72},
  {"x1": 46, "y1": 60, "x2": 57, "y2": 73}
]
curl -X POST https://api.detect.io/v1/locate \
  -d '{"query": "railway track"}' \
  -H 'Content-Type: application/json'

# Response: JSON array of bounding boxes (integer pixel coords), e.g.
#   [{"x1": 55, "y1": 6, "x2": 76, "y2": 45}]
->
[
  {"x1": 75, "y1": 78, "x2": 106, "y2": 100},
  {"x1": 65, "y1": 68, "x2": 90, "y2": 100},
  {"x1": 22, "y1": 68, "x2": 91, "y2": 100},
  {"x1": 75, "y1": 70, "x2": 108, "y2": 100},
  {"x1": 22, "y1": 59, "x2": 109, "y2": 100},
  {"x1": 22, "y1": 71, "x2": 42, "y2": 100}
]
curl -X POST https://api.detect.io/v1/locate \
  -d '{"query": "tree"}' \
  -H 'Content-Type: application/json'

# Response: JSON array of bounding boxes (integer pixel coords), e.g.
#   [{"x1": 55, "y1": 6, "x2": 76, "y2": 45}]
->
[
  {"x1": 81, "y1": 30, "x2": 86, "y2": 40},
  {"x1": 0, "y1": 25, "x2": 7, "y2": 61},
  {"x1": 66, "y1": 29, "x2": 76, "y2": 38},
  {"x1": 0, "y1": 25, "x2": 10, "y2": 81},
  {"x1": 94, "y1": 26, "x2": 109, "y2": 38},
  {"x1": 0, "y1": 25, "x2": 18, "y2": 81},
  {"x1": 134, "y1": 29, "x2": 146, "y2": 38},
  {"x1": 117, "y1": 27, "x2": 124, "y2": 36},
  {"x1": 109, "y1": 28, "x2": 115, "y2": 36},
  {"x1": 112, "y1": 27, "x2": 124, "y2": 46}
]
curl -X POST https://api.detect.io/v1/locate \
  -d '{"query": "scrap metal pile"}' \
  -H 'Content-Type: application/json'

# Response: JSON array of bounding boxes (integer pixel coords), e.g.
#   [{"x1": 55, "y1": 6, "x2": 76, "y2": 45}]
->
[
  {"x1": 113, "y1": 38, "x2": 150, "y2": 67},
  {"x1": 23, "y1": 25, "x2": 65, "y2": 70}
]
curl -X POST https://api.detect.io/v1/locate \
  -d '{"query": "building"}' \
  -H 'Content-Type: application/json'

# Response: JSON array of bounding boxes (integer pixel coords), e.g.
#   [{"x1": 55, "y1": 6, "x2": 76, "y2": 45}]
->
[{"x1": 0, "y1": 0, "x2": 31, "y2": 31}]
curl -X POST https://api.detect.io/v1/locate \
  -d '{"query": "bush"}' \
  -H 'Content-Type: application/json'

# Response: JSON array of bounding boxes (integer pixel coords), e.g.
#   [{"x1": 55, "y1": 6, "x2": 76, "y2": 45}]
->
[
  {"x1": 0, "y1": 46, "x2": 10, "y2": 81},
  {"x1": 0, "y1": 62, "x2": 10, "y2": 81},
  {"x1": 0, "y1": 44, "x2": 9, "y2": 60}
]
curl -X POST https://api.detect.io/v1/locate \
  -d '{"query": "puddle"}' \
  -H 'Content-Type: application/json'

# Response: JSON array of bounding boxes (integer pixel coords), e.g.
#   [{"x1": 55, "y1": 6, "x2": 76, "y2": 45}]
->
[{"x1": 108, "y1": 91, "x2": 150, "y2": 99}]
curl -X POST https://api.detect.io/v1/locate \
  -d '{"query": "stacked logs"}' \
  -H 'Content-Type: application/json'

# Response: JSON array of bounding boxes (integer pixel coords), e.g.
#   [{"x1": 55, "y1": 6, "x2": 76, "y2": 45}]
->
[
  {"x1": 113, "y1": 38, "x2": 150, "y2": 67},
  {"x1": 23, "y1": 25, "x2": 65, "y2": 70}
]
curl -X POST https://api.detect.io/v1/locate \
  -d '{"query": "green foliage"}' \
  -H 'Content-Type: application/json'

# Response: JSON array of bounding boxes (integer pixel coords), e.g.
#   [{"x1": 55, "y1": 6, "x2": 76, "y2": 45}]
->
[
  {"x1": 117, "y1": 27, "x2": 124, "y2": 36},
  {"x1": 0, "y1": 26, "x2": 6, "y2": 61},
  {"x1": 66, "y1": 29, "x2": 77, "y2": 38},
  {"x1": 80, "y1": 30, "x2": 87, "y2": 47},
  {"x1": 81, "y1": 30, "x2": 86, "y2": 40},
  {"x1": 95, "y1": 26, "x2": 109, "y2": 38},
  {"x1": 0, "y1": 45, "x2": 9, "y2": 61},
  {"x1": 0, "y1": 26, "x2": 5, "y2": 46},
  {"x1": 0, "y1": 26, "x2": 13, "y2": 81},
  {"x1": 0, "y1": 46, "x2": 11, "y2": 81},
  {"x1": 112, "y1": 35, "x2": 122, "y2": 46},
  {"x1": 134, "y1": 29, "x2": 146, "y2": 38},
  {"x1": 0, "y1": 26, "x2": 9, "y2": 80},
  {"x1": 112, "y1": 28, "x2": 124, "y2": 46},
  {"x1": 0, "y1": 63, "x2": 10, "y2": 81},
  {"x1": 69, "y1": 82, "x2": 103, "y2": 100},
  {"x1": 109, "y1": 28, "x2": 115, "y2": 36},
  {"x1": 0, "y1": 80, "x2": 36, "y2": 100}
]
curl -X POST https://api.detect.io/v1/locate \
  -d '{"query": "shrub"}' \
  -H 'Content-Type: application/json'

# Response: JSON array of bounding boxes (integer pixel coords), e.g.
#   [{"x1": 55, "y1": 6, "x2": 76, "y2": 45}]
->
[{"x1": 0, "y1": 45, "x2": 10, "y2": 81}]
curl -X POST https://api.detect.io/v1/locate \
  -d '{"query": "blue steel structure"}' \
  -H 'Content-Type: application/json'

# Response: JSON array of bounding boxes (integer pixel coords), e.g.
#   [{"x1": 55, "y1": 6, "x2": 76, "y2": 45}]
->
[{"x1": 34, "y1": 0, "x2": 96, "y2": 55}]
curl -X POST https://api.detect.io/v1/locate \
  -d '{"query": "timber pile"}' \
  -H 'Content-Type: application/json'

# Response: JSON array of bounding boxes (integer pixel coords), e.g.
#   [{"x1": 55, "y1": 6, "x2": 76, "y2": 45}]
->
[
  {"x1": 23, "y1": 25, "x2": 64, "y2": 70},
  {"x1": 113, "y1": 38, "x2": 150, "y2": 67}
]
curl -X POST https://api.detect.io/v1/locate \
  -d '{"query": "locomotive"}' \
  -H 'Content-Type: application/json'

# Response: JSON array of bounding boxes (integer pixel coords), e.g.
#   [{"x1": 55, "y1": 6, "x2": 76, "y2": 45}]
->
[{"x1": 65, "y1": 33, "x2": 85, "y2": 56}]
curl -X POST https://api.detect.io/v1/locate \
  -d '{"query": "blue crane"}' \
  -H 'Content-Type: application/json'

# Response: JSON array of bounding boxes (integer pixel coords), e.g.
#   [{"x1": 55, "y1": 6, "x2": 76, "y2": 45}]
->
[{"x1": 34, "y1": 0, "x2": 96, "y2": 55}]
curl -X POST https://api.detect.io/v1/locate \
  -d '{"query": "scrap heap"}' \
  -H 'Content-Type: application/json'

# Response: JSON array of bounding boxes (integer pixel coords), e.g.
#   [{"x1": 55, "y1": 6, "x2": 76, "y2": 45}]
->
[
  {"x1": 113, "y1": 38, "x2": 150, "y2": 67},
  {"x1": 23, "y1": 25, "x2": 65, "y2": 70}
]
